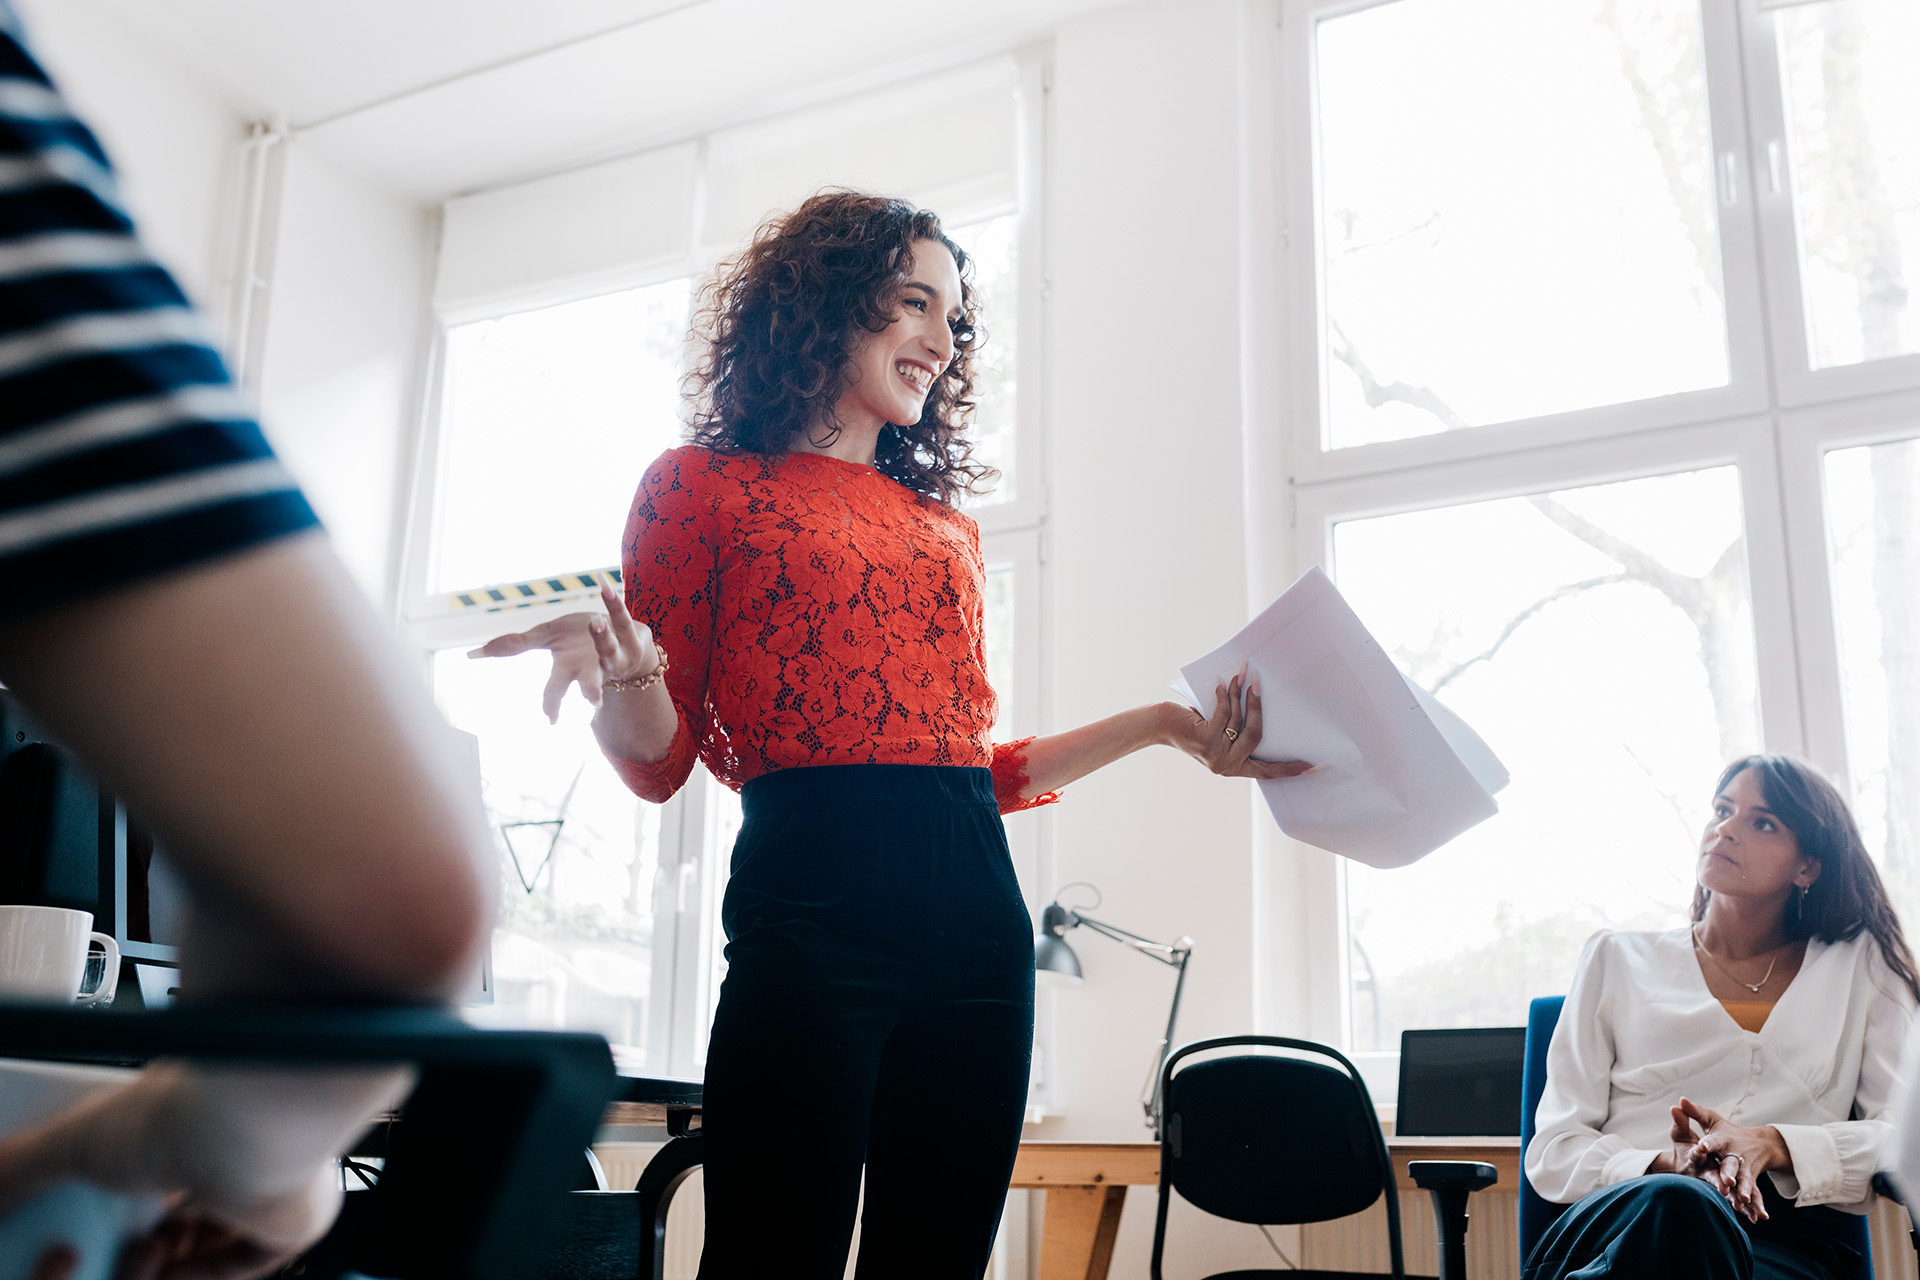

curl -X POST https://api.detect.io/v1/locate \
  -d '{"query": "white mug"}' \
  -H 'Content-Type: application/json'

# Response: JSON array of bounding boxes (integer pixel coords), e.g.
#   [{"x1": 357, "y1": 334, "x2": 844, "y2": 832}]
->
[{"x1": 0, "y1": 905, "x2": 119, "y2": 1006}]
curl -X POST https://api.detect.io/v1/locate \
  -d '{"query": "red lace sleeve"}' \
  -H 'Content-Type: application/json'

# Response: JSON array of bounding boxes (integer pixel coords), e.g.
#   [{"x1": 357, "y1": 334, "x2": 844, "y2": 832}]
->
[
  {"x1": 606, "y1": 449, "x2": 716, "y2": 803},
  {"x1": 990, "y1": 736, "x2": 1062, "y2": 815}
]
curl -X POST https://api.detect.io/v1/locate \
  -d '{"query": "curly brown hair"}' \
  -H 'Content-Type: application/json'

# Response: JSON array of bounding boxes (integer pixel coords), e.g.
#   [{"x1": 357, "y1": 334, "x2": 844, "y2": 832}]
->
[{"x1": 684, "y1": 189, "x2": 996, "y2": 504}]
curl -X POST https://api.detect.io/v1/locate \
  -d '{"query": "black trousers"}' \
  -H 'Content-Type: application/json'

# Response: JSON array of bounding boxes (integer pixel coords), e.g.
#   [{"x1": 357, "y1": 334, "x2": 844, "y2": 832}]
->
[
  {"x1": 696, "y1": 764, "x2": 1036, "y2": 1280},
  {"x1": 1523, "y1": 1174, "x2": 1865, "y2": 1280}
]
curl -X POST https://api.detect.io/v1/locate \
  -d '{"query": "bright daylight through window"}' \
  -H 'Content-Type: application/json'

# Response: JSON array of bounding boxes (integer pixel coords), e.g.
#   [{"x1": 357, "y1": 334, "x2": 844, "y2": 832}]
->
[
  {"x1": 948, "y1": 214, "x2": 1018, "y2": 504},
  {"x1": 1776, "y1": 0, "x2": 1920, "y2": 369},
  {"x1": 1316, "y1": 0, "x2": 1729, "y2": 447},
  {"x1": 1825, "y1": 436, "x2": 1920, "y2": 924},
  {"x1": 1336, "y1": 469, "x2": 1758, "y2": 1051},
  {"x1": 1308, "y1": 0, "x2": 1920, "y2": 1062},
  {"x1": 430, "y1": 276, "x2": 693, "y2": 1064}
]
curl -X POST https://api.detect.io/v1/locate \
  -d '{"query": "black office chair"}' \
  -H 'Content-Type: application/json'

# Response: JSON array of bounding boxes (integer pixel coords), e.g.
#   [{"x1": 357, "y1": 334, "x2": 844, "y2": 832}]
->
[
  {"x1": 1151, "y1": 1035, "x2": 1496, "y2": 1280},
  {"x1": 0, "y1": 1001, "x2": 616, "y2": 1280}
]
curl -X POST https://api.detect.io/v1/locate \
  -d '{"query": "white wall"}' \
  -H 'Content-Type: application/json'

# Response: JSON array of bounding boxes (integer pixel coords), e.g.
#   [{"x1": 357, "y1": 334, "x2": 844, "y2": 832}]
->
[
  {"x1": 1042, "y1": 0, "x2": 1298, "y2": 1273},
  {"x1": 14, "y1": 0, "x2": 241, "y2": 313},
  {"x1": 254, "y1": 142, "x2": 432, "y2": 603},
  {"x1": 11, "y1": 1, "x2": 430, "y2": 607}
]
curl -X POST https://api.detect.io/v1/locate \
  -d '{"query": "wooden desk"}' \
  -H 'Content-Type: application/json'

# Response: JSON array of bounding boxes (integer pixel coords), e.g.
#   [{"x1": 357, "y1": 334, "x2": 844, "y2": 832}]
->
[
  {"x1": 1010, "y1": 1142, "x2": 1160, "y2": 1280},
  {"x1": 1005, "y1": 1136, "x2": 1520, "y2": 1280}
]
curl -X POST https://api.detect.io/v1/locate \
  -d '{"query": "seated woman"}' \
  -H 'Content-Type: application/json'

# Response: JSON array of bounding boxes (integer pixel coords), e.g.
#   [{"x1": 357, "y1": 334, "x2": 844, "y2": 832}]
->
[{"x1": 1524, "y1": 755, "x2": 1918, "y2": 1280}]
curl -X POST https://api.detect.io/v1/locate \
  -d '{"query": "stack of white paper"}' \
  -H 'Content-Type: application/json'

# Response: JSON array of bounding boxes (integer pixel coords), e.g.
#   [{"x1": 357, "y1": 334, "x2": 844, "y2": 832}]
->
[{"x1": 1175, "y1": 566, "x2": 1509, "y2": 869}]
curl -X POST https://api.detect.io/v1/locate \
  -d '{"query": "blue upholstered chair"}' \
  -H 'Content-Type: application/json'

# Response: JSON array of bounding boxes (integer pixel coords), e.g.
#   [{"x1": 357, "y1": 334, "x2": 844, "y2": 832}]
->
[{"x1": 1518, "y1": 994, "x2": 1874, "y2": 1278}]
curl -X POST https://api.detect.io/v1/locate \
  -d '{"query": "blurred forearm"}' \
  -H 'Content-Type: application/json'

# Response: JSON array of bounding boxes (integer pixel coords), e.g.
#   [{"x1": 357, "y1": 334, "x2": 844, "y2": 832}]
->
[{"x1": 0, "y1": 533, "x2": 494, "y2": 1000}]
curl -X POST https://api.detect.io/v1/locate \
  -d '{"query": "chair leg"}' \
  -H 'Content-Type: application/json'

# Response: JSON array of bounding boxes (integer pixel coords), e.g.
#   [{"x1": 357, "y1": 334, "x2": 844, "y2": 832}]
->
[
  {"x1": 1409, "y1": 1162, "x2": 1495, "y2": 1280},
  {"x1": 1424, "y1": 1185, "x2": 1471, "y2": 1280},
  {"x1": 636, "y1": 1132, "x2": 704, "y2": 1280}
]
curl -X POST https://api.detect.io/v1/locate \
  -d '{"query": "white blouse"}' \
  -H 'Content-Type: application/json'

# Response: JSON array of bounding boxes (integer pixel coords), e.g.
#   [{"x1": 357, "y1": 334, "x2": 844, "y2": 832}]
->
[{"x1": 1525, "y1": 927, "x2": 1916, "y2": 1213}]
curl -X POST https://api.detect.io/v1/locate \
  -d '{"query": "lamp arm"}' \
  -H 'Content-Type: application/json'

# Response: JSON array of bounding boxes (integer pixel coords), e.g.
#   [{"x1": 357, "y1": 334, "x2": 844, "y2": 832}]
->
[
  {"x1": 1065, "y1": 911, "x2": 1189, "y2": 967},
  {"x1": 1140, "y1": 949, "x2": 1191, "y2": 1133},
  {"x1": 1047, "y1": 903, "x2": 1194, "y2": 1135}
]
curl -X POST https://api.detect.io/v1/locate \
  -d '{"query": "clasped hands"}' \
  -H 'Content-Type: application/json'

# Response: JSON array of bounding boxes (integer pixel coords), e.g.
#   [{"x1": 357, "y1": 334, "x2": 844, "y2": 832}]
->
[{"x1": 1653, "y1": 1097, "x2": 1789, "y2": 1224}]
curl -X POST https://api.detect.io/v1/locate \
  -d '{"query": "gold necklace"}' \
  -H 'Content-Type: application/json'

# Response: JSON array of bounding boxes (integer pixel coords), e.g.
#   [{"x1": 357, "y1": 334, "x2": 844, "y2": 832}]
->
[{"x1": 1693, "y1": 926, "x2": 1785, "y2": 994}]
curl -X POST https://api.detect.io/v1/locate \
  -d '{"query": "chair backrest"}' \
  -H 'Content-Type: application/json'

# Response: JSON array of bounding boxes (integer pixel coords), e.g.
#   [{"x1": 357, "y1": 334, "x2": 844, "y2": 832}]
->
[
  {"x1": 1519, "y1": 994, "x2": 1873, "y2": 1280},
  {"x1": 1518, "y1": 995, "x2": 1565, "y2": 1261},
  {"x1": 1152, "y1": 1035, "x2": 1404, "y2": 1280}
]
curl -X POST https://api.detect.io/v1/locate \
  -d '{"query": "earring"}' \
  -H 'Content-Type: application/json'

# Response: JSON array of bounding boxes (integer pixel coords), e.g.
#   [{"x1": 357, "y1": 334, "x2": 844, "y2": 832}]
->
[{"x1": 1796, "y1": 883, "x2": 1808, "y2": 922}]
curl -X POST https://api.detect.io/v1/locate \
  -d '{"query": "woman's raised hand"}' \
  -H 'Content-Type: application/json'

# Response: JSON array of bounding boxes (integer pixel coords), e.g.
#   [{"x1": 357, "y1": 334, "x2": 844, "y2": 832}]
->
[
  {"x1": 468, "y1": 578, "x2": 660, "y2": 724},
  {"x1": 1163, "y1": 667, "x2": 1316, "y2": 781}
]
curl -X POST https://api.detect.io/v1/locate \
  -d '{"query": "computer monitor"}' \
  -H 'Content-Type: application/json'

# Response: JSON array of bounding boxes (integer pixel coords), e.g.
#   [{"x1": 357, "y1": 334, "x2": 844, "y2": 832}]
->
[{"x1": 1395, "y1": 1026, "x2": 1527, "y2": 1137}]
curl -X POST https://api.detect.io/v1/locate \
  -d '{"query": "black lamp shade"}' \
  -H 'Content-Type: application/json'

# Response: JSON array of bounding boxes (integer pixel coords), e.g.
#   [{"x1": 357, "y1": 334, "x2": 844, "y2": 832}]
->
[
  {"x1": 1035, "y1": 931, "x2": 1082, "y2": 981},
  {"x1": 1035, "y1": 902, "x2": 1083, "y2": 982}
]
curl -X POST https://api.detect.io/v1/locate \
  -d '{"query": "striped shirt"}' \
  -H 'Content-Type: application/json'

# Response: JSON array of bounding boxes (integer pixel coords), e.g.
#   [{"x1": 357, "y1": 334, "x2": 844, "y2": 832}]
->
[{"x1": 0, "y1": 3, "x2": 316, "y2": 617}]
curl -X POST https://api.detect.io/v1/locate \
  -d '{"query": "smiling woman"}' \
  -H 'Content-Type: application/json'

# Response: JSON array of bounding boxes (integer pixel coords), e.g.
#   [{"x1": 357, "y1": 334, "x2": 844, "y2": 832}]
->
[
  {"x1": 470, "y1": 190, "x2": 1316, "y2": 1279},
  {"x1": 684, "y1": 189, "x2": 994, "y2": 503}
]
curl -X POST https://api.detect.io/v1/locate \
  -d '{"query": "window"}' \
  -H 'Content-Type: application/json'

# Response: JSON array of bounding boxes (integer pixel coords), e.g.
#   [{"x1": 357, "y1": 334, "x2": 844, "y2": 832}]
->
[
  {"x1": 1824, "y1": 433, "x2": 1920, "y2": 921},
  {"x1": 429, "y1": 279, "x2": 690, "y2": 593},
  {"x1": 436, "y1": 646, "x2": 661, "y2": 1060},
  {"x1": 949, "y1": 214, "x2": 1020, "y2": 504},
  {"x1": 413, "y1": 278, "x2": 702, "y2": 1071},
  {"x1": 1314, "y1": 0, "x2": 1729, "y2": 448},
  {"x1": 1279, "y1": 0, "x2": 1920, "y2": 1075},
  {"x1": 1335, "y1": 468, "x2": 1759, "y2": 1049},
  {"x1": 1774, "y1": 0, "x2": 1920, "y2": 369}
]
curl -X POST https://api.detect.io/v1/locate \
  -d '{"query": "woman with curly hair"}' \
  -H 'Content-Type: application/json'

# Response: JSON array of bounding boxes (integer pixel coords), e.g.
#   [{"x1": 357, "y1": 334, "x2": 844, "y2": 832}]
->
[{"x1": 477, "y1": 189, "x2": 1308, "y2": 1278}]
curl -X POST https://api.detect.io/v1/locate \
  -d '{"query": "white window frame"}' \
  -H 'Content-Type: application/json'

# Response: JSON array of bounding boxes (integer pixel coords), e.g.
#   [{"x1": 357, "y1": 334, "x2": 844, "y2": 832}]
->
[
  {"x1": 1272, "y1": 0, "x2": 1920, "y2": 1086},
  {"x1": 1776, "y1": 384, "x2": 1920, "y2": 787},
  {"x1": 1734, "y1": 0, "x2": 1920, "y2": 408},
  {"x1": 1279, "y1": 0, "x2": 1771, "y2": 488},
  {"x1": 395, "y1": 48, "x2": 1055, "y2": 1080}
]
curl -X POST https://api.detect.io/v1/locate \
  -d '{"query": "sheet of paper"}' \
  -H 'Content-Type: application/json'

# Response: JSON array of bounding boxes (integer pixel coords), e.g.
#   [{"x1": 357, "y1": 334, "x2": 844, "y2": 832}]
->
[{"x1": 1177, "y1": 566, "x2": 1509, "y2": 869}]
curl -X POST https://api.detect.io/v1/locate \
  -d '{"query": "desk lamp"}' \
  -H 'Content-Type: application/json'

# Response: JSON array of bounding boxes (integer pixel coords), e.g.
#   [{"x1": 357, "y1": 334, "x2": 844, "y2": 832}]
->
[{"x1": 1034, "y1": 886, "x2": 1192, "y2": 1135}]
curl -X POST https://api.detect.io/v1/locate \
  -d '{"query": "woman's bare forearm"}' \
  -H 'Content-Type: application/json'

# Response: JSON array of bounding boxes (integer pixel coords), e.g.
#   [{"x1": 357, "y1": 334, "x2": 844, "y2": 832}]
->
[
  {"x1": 1012, "y1": 704, "x2": 1179, "y2": 799},
  {"x1": 591, "y1": 680, "x2": 681, "y2": 764}
]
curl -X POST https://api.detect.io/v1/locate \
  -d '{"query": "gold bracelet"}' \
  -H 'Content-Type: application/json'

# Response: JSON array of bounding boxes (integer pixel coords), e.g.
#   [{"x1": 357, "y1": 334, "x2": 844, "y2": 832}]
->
[{"x1": 605, "y1": 647, "x2": 670, "y2": 694}]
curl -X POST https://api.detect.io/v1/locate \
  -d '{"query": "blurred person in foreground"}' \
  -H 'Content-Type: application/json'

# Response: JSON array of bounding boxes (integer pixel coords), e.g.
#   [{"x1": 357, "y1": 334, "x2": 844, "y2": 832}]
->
[
  {"x1": 0, "y1": 4, "x2": 495, "y2": 1276},
  {"x1": 1524, "y1": 756, "x2": 1917, "y2": 1280}
]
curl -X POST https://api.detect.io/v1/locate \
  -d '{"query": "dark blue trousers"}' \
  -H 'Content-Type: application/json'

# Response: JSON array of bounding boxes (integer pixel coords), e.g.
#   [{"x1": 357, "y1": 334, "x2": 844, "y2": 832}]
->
[
  {"x1": 1523, "y1": 1174, "x2": 1864, "y2": 1280},
  {"x1": 696, "y1": 765, "x2": 1036, "y2": 1280}
]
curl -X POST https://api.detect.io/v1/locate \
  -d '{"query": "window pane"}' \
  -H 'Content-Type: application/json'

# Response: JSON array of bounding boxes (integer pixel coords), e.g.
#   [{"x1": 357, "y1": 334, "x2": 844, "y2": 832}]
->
[
  {"x1": 1825, "y1": 436, "x2": 1920, "y2": 921},
  {"x1": 431, "y1": 279, "x2": 690, "y2": 592},
  {"x1": 984, "y1": 563, "x2": 1014, "y2": 737},
  {"x1": 1334, "y1": 467, "x2": 1759, "y2": 1050},
  {"x1": 1316, "y1": 0, "x2": 1728, "y2": 448},
  {"x1": 1776, "y1": 0, "x2": 1920, "y2": 369},
  {"x1": 434, "y1": 648, "x2": 659, "y2": 1066},
  {"x1": 948, "y1": 215, "x2": 1017, "y2": 505}
]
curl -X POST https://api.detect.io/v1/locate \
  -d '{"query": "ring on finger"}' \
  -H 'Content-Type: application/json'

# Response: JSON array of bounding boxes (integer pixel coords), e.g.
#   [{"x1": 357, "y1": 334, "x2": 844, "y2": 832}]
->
[{"x1": 1223, "y1": 727, "x2": 1239, "y2": 742}]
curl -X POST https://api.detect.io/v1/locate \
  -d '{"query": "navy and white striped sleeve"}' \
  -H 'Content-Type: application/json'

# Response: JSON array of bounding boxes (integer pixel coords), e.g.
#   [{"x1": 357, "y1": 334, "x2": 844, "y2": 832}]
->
[{"x1": 0, "y1": 3, "x2": 317, "y2": 619}]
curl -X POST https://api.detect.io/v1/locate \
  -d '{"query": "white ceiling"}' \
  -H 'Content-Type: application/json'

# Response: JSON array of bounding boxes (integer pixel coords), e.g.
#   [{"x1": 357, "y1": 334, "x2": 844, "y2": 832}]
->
[{"x1": 105, "y1": 0, "x2": 1125, "y2": 204}]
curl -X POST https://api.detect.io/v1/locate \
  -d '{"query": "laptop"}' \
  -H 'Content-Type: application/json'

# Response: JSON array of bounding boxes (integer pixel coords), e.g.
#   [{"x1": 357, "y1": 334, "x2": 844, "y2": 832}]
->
[{"x1": 1395, "y1": 1027, "x2": 1527, "y2": 1137}]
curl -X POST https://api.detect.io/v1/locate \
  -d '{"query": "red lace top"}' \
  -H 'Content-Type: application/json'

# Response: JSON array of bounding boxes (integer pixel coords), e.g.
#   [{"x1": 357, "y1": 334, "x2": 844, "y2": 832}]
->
[{"x1": 606, "y1": 446, "x2": 1058, "y2": 815}]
